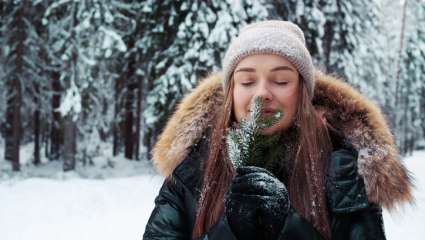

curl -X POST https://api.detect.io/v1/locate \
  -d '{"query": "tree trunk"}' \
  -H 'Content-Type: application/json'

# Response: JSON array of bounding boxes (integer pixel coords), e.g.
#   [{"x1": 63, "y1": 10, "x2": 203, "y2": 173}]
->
[
  {"x1": 422, "y1": 87, "x2": 425, "y2": 142},
  {"x1": 397, "y1": 85, "x2": 409, "y2": 155},
  {"x1": 323, "y1": 20, "x2": 335, "y2": 71},
  {"x1": 124, "y1": 81, "x2": 135, "y2": 160},
  {"x1": 44, "y1": 124, "x2": 49, "y2": 160},
  {"x1": 63, "y1": 53, "x2": 77, "y2": 172},
  {"x1": 123, "y1": 39, "x2": 136, "y2": 160},
  {"x1": 98, "y1": 99, "x2": 108, "y2": 142},
  {"x1": 5, "y1": 79, "x2": 21, "y2": 171},
  {"x1": 63, "y1": 116, "x2": 76, "y2": 171},
  {"x1": 403, "y1": 93, "x2": 408, "y2": 155},
  {"x1": 112, "y1": 117, "x2": 119, "y2": 156},
  {"x1": 113, "y1": 75, "x2": 122, "y2": 156},
  {"x1": 33, "y1": 83, "x2": 41, "y2": 165},
  {"x1": 395, "y1": 0, "x2": 408, "y2": 108},
  {"x1": 134, "y1": 76, "x2": 143, "y2": 160},
  {"x1": 33, "y1": 2, "x2": 48, "y2": 165},
  {"x1": 63, "y1": 2, "x2": 78, "y2": 171},
  {"x1": 4, "y1": 1, "x2": 28, "y2": 171},
  {"x1": 141, "y1": 65, "x2": 155, "y2": 161},
  {"x1": 393, "y1": 0, "x2": 409, "y2": 155},
  {"x1": 50, "y1": 71, "x2": 61, "y2": 160}
]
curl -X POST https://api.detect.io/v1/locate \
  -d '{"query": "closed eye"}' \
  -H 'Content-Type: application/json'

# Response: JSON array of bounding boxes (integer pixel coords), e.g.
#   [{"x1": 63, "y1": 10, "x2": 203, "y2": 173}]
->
[
  {"x1": 241, "y1": 81, "x2": 254, "y2": 86},
  {"x1": 275, "y1": 81, "x2": 289, "y2": 85}
]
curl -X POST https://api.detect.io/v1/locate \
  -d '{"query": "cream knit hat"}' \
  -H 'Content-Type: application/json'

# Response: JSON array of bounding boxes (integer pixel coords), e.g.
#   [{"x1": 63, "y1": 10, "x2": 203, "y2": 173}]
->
[{"x1": 222, "y1": 20, "x2": 315, "y2": 98}]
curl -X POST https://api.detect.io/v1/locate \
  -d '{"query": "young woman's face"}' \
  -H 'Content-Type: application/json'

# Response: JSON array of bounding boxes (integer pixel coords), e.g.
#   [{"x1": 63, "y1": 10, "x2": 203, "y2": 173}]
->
[{"x1": 232, "y1": 54, "x2": 300, "y2": 135}]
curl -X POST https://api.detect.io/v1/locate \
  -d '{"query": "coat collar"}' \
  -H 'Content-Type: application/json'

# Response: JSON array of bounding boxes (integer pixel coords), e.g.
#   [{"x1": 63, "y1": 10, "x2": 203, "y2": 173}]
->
[{"x1": 152, "y1": 71, "x2": 413, "y2": 210}]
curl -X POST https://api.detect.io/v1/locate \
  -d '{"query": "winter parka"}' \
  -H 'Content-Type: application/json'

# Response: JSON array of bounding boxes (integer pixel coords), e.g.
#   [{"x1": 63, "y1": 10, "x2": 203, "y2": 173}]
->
[{"x1": 143, "y1": 71, "x2": 413, "y2": 240}]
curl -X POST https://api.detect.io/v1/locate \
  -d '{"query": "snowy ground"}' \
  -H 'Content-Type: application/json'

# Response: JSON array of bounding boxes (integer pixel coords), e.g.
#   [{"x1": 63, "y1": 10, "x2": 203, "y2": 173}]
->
[
  {"x1": 0, "y1": 175, "x2": 164, "y2": 240},
  {"x1": 382, "y1": 151, "x2": 425, "y2": 239},
  {"x1": 0, "y1": 150, "x2": 424, "y2": 240}
]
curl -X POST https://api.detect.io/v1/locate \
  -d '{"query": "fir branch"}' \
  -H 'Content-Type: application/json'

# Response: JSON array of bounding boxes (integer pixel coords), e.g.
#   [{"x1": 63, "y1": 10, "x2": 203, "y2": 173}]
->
[{"x1": 226, "y1": 96, "x2": 284, "y2": 168}]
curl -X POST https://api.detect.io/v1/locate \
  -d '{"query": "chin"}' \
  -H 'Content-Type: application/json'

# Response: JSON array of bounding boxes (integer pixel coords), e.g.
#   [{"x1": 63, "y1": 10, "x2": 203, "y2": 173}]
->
[
  {"x1": 259, "y1": 121, "x2": 288, "y2": 135},
  {"x1": 259, "y1": 126, "x2": 280, "y2": 135}
]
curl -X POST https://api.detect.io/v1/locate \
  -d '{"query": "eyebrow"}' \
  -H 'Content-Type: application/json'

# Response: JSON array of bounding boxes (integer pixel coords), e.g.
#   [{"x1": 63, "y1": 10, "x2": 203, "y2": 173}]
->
[
  {"x1": 270, "y1": 66, "x2": 295, "y2": 72},
  {"x1": 234, "y1": 66, "x2": 295, "y2": 73}
]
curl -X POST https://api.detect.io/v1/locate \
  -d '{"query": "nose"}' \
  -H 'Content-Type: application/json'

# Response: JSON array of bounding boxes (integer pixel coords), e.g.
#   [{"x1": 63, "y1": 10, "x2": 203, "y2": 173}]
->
[{"x1": 255, "y1": 81, "x2": 273, "y2": 103}]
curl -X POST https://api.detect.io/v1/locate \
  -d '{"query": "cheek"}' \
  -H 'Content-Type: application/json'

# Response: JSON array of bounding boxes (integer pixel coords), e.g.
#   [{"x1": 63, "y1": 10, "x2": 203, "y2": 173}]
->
[
  {"x1": 277, "y1": 90, "x2": 299, "y2": 122},
  {"x1": 232, "y1": 87, "x2": 252, "y2": 122}
]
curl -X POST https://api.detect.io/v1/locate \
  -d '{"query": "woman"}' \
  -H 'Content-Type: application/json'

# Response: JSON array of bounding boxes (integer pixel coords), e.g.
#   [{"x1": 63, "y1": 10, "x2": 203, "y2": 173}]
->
[{"x1": 143, "y1": 21, "x2": 413, "y2": 240}]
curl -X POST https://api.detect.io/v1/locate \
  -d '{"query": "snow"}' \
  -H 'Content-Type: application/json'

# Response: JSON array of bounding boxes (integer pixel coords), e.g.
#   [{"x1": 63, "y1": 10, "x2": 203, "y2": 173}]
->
[
  {"x1": 100, "y1": 26, "x2": 127, "y2": 52},
  {"x1": 383, "y1": 151, "x2": 425, "y2": 238},
  {"x1": 57, "y1": 81, "x2": 82, "y2": 120},
  {"x1": 0, "y1": 151, "x2": 424, "y2": 239},
  {"x1": 44, "y1": 0, "x2": 73, "y2": 20},
  {"x1": 0, "y1": 175, "x2": 164, "y2": 240}
]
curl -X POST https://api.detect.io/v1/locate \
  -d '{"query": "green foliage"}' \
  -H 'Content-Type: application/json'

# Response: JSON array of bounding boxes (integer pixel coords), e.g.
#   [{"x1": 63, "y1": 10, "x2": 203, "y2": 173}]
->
[{"x1": 226, "y1": 97, "x2": 284, "y2": 168}]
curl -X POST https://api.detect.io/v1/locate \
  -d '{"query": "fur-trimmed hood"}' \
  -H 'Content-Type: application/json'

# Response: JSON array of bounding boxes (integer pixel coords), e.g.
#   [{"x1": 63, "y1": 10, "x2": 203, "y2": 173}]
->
[{"x1": 152, "y1": 71, "x2": 413, "y2": 210}]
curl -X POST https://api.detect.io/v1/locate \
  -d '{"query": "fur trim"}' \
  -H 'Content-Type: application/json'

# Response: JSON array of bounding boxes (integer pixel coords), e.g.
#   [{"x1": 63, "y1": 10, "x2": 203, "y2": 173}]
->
[
  {"x1": 152, "y1": 71, "x2": 413, "y2": 210},
  {"x1": 151, "y1": 74, "x2": 223, "y2": 178}
]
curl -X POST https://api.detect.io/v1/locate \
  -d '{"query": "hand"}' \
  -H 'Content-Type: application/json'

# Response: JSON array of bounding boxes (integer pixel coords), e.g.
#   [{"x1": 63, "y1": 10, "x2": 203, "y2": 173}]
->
[{"x1": 224, "y1": 166, "x2": 290, "y2": 240}]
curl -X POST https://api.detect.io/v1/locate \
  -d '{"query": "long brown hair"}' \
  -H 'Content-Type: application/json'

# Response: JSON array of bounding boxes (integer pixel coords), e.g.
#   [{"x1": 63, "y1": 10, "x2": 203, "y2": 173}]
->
[{"x1": 193, "y1": 74, "x2": 333, "y2": 239}]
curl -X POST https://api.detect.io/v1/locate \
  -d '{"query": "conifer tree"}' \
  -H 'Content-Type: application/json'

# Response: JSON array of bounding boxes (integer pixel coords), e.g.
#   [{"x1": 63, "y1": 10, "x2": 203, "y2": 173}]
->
[
  {"x1": 144, "y1": 0, "x2": 270, "y2": 152},
  {"x1": 1, "y1": 0, "x2": 35, "y2": 170},
  {"x1": 43, "y1": 0, "x2": 129, "y2": 169},
  {"x1": 398, "y1": 0, "x2": 425, "y2": 154}
]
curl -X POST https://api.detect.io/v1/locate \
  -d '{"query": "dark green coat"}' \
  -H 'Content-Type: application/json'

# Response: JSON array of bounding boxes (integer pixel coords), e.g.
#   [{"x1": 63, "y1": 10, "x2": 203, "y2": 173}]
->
[
  {"x1": 144, "y1": 72, "x2": 413, "y2": 240},
  {"x1": 143, "y1": 133, "x2": 386, "y2": 240}
]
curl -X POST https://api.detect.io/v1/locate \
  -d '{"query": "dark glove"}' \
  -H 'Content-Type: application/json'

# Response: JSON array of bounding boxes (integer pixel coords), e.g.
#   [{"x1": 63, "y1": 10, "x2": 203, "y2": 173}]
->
[{"x1": 225, "y1": 166, "x2": 290, "y2": 240}]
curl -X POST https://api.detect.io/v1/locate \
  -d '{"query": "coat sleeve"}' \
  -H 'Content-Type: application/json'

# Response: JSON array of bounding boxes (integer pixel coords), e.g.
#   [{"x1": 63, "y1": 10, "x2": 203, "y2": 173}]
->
[
  {"x1": 327, "y1": 147, "x2": 387, "y2": 240},
  {"x1": 143, "y1": 177, "x2": 191, "y2": 240},
  {"x1": 278, "y1": 208, "x2": 325, "y2": 240},
  {"x1": 143, "y1": 175, "x2": 238, "y2": 240}
]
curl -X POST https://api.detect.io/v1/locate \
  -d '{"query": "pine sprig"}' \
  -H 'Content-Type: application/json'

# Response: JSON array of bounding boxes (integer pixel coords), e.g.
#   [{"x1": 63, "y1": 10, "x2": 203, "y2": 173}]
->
[{"x1": 226, "y1": 97, "x2": 284, "y2": 168}]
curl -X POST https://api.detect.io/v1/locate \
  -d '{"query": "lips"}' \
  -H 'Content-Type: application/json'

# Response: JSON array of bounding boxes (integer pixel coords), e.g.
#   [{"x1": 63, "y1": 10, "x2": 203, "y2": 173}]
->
[
  {"x1": 261, "y1": 108, "x2": 276, "y2": 116},
  {"x1": 246, "y1": 108, "x2": 279, "y2": 117}
]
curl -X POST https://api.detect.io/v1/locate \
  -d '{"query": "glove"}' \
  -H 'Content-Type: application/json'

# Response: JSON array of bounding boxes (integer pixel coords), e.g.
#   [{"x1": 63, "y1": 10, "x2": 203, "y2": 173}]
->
[{"x1": 224, "y1": 166, "x2": 290, "y2": 240}]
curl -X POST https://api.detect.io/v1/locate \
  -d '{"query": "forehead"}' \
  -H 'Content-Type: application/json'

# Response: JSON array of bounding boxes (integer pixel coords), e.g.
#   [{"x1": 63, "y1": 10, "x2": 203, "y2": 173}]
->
[{"x1": 235, "y1": 54, "x2": 296, "y2": 72}]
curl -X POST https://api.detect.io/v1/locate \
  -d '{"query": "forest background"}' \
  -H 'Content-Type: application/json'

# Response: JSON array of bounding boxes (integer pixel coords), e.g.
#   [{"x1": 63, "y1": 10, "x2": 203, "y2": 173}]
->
[{"x1": 0, "y1": 0, "x2": 424, "y2": 174}]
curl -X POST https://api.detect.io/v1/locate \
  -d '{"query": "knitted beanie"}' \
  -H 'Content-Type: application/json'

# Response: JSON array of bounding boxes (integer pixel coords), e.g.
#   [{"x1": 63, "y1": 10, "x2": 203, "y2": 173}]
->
[{"x1": 222, "y1": 20, "x2": 315, "y2": 98}]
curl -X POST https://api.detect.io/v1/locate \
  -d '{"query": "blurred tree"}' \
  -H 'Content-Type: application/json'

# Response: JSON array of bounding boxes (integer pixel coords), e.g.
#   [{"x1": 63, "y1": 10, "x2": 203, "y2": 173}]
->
[
  {"x1": 2, "y1": 0, "x2": 35, "y2": 170},
  {"x1": 43, "y1": 0, "x2": 129, "y2": 170},
  {"x1": 0, "y1": 1, "x2": 6, "y2": 143},
  {"x1": 398, "y1": 0, "x2": 425, "y2": 154},
  {"x1": 143, "y1": 0, "x2": 270, "y2": 158},
  {"x1": 0, "y1": 0, "x2": 423, "y2": 173}
]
